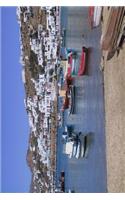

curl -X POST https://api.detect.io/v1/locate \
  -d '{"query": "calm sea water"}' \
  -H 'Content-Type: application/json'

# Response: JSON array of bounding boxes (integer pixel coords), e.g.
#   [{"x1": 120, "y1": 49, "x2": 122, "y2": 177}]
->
[{"x1": 56, "y1": 7, "x2": 107, "y2": 193}]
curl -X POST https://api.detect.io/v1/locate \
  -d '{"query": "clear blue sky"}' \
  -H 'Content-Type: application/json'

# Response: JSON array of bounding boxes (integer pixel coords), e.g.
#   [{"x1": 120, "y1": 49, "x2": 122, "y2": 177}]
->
[
  {"x1": 1, "y1": 7, "x2": 31, "y2": 192},
  {"x1": 0, "y1": 7, "x2": 2, "y2": 193}
]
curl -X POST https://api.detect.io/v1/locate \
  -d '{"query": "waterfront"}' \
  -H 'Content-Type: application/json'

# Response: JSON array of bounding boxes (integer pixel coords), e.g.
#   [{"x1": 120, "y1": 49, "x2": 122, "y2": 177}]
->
[
  {"x1": 56, "y1": 7, "x2": 107, "y2": 193},
  {"x1": 1, "y1": 6, "x2": 125, "y2": 193}
]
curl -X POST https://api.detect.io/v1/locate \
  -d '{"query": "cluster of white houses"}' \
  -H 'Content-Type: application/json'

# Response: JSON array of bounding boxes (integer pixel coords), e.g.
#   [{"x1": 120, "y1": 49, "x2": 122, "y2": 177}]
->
[
  {"x1": 29, "y1": 7, "x2": 60, "y2": 66},
  {"x1": 18, "y1": 6, "x2": 61, "y2": 192},
  {"x1": 17, "y1": 6, "x2": 34, "y2": 24}
]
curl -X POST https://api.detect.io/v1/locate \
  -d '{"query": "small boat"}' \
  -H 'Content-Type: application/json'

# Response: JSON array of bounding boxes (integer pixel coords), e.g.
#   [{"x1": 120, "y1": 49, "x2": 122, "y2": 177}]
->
[
  {"x1": 88, "y1": 7, "x2": 102, "y2": 28},
  {"x1": 78, "y1": 47, "x2": 88, "y2": 76}
]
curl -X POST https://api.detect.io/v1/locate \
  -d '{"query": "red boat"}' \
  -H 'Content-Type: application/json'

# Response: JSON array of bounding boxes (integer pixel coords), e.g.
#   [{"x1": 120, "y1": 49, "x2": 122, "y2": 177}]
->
[
  {"x1": 67, "y1": 66, "x2": 72, "y2": 77},
  {"x1": 78, "y1": 47, "x2": 88, "y2": 76}
]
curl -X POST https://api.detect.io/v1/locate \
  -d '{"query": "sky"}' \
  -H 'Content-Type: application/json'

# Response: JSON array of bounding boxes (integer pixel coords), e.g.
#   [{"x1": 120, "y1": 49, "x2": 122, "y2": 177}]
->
[
  {"x1": 1, "y1": 7, "x2": 31, "y2": 192},
  {"x1": 0, "y1": 7, "x2": 2, "y2": 193}
]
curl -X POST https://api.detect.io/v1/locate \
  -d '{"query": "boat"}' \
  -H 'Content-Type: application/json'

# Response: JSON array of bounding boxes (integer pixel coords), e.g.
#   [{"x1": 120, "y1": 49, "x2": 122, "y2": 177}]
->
[
  {"x1": 78, "y1": 47, "x2": 88, "y2": 76},
  {"x1": 63, "y1": 134, "x2": 90, "y2": 159},
  {"x1": 88, "y1": 7, "x2": 102, "y2": 28}
]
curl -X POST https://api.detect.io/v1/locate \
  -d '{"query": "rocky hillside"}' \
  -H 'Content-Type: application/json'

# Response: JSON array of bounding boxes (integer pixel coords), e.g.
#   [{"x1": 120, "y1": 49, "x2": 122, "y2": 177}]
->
[{"x1": 17, "y1": 6, "x2": 60, "y2": 192}]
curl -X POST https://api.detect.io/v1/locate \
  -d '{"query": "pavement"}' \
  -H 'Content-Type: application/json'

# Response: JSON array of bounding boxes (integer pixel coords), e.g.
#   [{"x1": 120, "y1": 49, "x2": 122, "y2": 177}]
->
[
  {"x1": 56, "y1": 7, "x2": 107, "y2": 193},
  {"x1": 102, "y1": 7, "x2": 125, "y2": 192}
]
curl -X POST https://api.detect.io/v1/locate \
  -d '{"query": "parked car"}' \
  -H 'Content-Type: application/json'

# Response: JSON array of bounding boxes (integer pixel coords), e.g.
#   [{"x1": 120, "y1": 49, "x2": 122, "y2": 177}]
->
[{"x1": 78, "y1": 47, "x2": 88, "y2": 76}]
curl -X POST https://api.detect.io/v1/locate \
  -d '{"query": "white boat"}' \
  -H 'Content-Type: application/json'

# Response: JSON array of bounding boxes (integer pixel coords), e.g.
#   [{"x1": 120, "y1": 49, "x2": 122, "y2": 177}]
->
[
  {"x1": 89, "y1": 7, "x2": 102, "y2": 28},
  {"x1": 63, "y1": 134, "x2": 90, "y2": 159},
  {"x1": 93, "y1": 7, "x2": 102, "y2": 27}
]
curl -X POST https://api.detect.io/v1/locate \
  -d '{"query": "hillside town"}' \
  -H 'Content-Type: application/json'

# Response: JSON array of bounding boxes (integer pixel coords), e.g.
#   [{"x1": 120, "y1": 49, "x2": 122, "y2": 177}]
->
[{"x1": 17, "y1": 6, "x2": 61, "y2": 192}]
